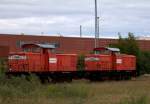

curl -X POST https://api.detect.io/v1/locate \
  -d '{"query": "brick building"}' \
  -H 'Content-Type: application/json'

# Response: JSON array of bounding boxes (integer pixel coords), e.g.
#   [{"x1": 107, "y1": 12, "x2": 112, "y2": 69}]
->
[{"x1": 0, "y1": 34, "x2": 149, "y2": 56}]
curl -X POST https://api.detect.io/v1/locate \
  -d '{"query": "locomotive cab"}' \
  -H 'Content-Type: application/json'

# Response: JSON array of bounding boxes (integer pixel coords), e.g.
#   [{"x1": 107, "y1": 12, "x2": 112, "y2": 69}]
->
[
  {"x1": 22, "y1": 44, "x2": 56, "y2": 54},
  {"x1": 8, "y1": 43, "x2": 56, "y2": 72},
  {"x1": 93, "y1": 47, "x2": 120, "y2": 55}
]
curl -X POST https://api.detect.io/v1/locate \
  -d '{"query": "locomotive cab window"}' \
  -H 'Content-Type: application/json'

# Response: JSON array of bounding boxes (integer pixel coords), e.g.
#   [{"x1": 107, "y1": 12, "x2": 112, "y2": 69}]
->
[
  {"x1": 23, "y1": 47, "x2": 41, "y2": 53},
  {"x1": 48, "y1": 49, "x2": 55, "y2": 53},
  {"x1": 94, "y1": 47, "x2": 120, "y2": 55},
  {"x1": 114, "y1": 51, "x2": 120, "y2": 55},
  {"x1": 23, "y1": 48, "x2": 31, "y2": 52},
  {"x1": 95, "y1": 50, "x2": 111, "y2": 55},
  {"x1": 32, "y1": 47, "x2": 41, "y2": 53}
]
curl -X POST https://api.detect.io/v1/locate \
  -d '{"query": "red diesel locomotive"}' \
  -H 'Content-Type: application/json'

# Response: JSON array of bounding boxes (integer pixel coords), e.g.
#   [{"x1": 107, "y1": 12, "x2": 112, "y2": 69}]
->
[{"x1": 8, "y1": 43, "x2": 136, "y2": 81}]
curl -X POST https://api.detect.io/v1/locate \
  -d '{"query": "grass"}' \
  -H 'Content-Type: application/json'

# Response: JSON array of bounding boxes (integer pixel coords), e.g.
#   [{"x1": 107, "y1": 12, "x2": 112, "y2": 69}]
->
[
  {"x1": 0, "y1": 58, "x2": 7, "y2": 73},
  {"x1": 0, "y1": 73, "x2": 89, "y2": 104},
  {"x1": 0, "y1": 58, "x2": 150, "y2": 104},
  {"x1": 0, "y1": 75, "x2": 150, "y2": 104},
  {"x1": 47, "y1": 83, "x2": 88, "y2": 98},
  {"x1": 120, "y1": 95, "x2": 148, "y2": 104}
]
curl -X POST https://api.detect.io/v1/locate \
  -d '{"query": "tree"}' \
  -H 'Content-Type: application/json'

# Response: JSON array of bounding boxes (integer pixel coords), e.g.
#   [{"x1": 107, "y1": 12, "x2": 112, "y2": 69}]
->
[
  {"x1": 110, "y1": 32, "x2": 150, "y2": 75},
  {"x1": 110, "y1": 32, "x2": 140, "y2": 56}
]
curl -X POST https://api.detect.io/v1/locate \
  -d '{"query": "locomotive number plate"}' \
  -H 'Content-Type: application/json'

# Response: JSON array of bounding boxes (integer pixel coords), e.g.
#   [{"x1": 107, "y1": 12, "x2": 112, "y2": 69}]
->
[
  {"x1": 49, "y1": 58, "x2": 57, "y2": 63},
  {"x1": 116, "y1": 59, "x2": 122, "y2": 64},
  {"x1": 85, "y1": 57, "x2": 100, "y2": 61}
]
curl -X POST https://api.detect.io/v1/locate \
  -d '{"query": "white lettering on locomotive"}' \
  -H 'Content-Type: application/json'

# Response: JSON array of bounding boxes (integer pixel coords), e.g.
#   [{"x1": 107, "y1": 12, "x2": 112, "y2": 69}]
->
[
  {"x1": 9, "y1": 55, "x2": 27, "y2": 60},
  {"x1": 116, "y1": 59, "x2": 122, "y2": 64},
  {"x1": 85, "y1": 57, "x2": 100, "y2": 61},
  {"x1": 49, "y1": 58, "x2": 57, "y2": 63}
]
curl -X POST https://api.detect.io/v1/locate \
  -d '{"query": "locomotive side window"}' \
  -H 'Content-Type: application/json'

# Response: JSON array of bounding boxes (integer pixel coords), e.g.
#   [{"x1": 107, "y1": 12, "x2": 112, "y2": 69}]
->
[
  {"x1": 95, "y1": 50, "x2": 111, "y2": 55},
  {"x1": 94, "y1": 47, "x2": 120, "y2": 55},
  {"x1": 23, "y1": 47, "x2": 41, "y2": 53},
  {"x1": 48, "y1": 49, "x2": 55, "y2": 53},
  {"x1": 23, "y1": 48, "x2": 31, "y2": 52},
  {"x1": 32, "y1": 47, "x2": 41, "y2": 53},
  {"x1": 115, "y1": 52, "x2": 120, "y2": 55}
]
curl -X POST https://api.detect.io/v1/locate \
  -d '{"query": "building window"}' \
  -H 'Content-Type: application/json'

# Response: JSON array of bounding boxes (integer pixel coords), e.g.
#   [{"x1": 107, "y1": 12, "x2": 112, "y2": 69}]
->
[{"x1": 16, "y1": 41, "x2": 21, "y2": 48}]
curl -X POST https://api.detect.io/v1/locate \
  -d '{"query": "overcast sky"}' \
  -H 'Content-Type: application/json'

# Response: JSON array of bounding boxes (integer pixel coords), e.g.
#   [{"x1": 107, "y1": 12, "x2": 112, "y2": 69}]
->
[{"x1": 0, "y1": 0, "x2": 150, "y2": 37}]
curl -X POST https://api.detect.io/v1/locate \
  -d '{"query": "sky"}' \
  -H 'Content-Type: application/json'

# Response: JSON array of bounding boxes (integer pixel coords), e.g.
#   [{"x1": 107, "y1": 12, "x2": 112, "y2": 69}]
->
[{"x1": 0, "y1": 0, "x2": 150, "y2": 38}]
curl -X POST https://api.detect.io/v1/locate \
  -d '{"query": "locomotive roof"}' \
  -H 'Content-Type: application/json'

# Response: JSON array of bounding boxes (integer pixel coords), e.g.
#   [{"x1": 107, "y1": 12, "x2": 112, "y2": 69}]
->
[
  {"x1": 106, "y1": 47, "x2": 120, "y2": 52},
  {"x1": 94, "y1": 47, "x2": 120, "y2": 52},
  {"x1": 22, "y1": 43, "x2": 56, "y2": 49}
]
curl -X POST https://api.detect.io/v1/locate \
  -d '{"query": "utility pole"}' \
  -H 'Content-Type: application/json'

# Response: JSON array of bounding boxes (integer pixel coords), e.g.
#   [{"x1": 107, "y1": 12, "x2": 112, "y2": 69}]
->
[
  {"x1": 97, "y1": 17, "x2": 100, "y2": 39},
  {"x1": 94, "y1": 0, "x2": 98, "y2": 48},
  {"x1": 80, "y1": 25, "x2": 82, "y2": 37},
  {"x1": 96, "y1": 17, "x2": 100, "y2": 47}
]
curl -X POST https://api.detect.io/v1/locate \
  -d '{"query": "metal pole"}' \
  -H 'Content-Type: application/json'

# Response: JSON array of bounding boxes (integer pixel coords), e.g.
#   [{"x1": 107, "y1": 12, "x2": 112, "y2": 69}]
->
[
  {"x1": 97, "y1": 17, "x2": 100, "y2": 47},
  {"x1": 80, "y1": 25, "x2": 82, "y2": 37},
  {"x1": 95, "y1": 0, "x2": 98, "y2": 48},
  {"x1": 97, "y1": 17, "x2": 99, "y2": 38}
]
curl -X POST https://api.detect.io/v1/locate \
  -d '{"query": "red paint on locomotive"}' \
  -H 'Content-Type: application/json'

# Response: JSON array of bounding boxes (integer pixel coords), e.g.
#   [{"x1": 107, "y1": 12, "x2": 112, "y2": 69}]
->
[
  {"x1": 8, "y1": 43, "x2": 136, "y2": 80},
  {"x1": 8, "y1": 44, "x2": 78, "y2": 73},
  {"x1": 85, "y1": 47, "x2": 136, "y2": 72}
]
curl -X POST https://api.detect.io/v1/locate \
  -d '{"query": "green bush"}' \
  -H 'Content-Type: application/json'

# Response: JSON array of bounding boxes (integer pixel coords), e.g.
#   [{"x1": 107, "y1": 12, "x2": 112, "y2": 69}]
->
[
  {"x1": 110, "y1": 32, "x2": 150, "y2": 75},
  {"x1": 137, "y1": 51, "x2": 150, "y2": 74},
  {"x1": 0, "y1": 74, "x2": 42, "y2": 98},
  {"x1": 110, "y1": 32, "x2": 140, "y2": 56},
  {"x1": 77, "y1": 54, "x2": 85, "y2": 71},
  {"x1": 0, "y1": 57, "x2": 7, "y2": 74}
]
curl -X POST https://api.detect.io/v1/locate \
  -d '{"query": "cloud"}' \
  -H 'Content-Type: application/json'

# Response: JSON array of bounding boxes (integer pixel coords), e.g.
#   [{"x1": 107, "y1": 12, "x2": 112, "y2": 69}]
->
[{"x1": 0, "y1": 0, "x2": 150, "y2": 37}]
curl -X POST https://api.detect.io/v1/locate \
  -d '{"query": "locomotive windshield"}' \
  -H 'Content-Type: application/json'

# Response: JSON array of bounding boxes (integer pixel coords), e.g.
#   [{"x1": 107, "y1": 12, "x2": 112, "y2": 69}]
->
[{"x1": 95, "y1": 49, "x2": 111, "y2": 54}]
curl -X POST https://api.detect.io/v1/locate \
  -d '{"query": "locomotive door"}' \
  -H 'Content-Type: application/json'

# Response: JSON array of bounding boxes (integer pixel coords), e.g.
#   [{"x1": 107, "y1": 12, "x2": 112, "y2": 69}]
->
[
  {"x1": 48, "y1": 53, "x2": 57, "y2": 72},
  {"x1": 112, "y1": 52, "x2": 117, "y2": 70},
  {"x1": 43, "y1": 49, "x2": 49, "y2": 71},
  {"x1": 112, "y1": 52, "x2": 123, "y2": 71}
]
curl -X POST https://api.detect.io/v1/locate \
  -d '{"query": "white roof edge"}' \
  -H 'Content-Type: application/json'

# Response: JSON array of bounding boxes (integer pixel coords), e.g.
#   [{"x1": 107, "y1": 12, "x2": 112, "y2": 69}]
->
[
  {"x1": 106, "y1": 47, "x2": 120, "y2": 52},
  {"x1": 36, "y1": 44, "x2": 56, "y2": 49}
]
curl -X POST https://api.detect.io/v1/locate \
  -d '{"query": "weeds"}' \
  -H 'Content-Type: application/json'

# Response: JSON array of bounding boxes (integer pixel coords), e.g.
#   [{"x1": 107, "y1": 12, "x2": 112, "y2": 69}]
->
[
  {"x1": 0, "y1": 57, "x2": 150, "y2": 104},
  {"x1": 47, "y1": 83, "x2": 88, "y2": 98},
  {"x1": 120, "y1": 95, "x2": 148, "y2": 104},
  {"x1": 77, "y1": 54, "x2": 85, "y2": 71},
  {"x1": 0, "y1": 73, "x2": 89, "y2": 104},
  {"x1": 0, "y1": 57, "x2": 89, "y2": 104},
  {"x1": 0, "y1": 57, "x2": 7, "y2": 74}
]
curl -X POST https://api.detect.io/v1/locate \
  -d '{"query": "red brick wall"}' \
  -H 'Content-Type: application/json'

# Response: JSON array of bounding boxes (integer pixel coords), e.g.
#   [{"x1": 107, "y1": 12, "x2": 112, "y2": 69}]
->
[
  {"x1": 0, "y1": 46, "x2": 9, "y2": 57},
  {"x1": 0, "y1": 34, "x2": 149, "y2": 55}
]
